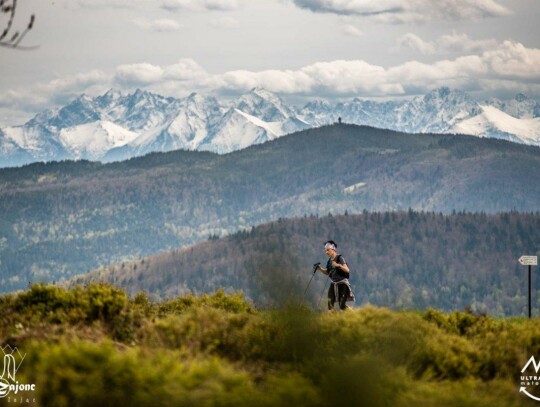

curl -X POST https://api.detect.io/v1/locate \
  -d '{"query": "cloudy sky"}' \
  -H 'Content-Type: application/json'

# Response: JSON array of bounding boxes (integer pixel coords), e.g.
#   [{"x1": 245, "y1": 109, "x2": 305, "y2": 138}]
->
[{"x1": 0, "y1": 0, "x2": 539, "y2": 126}]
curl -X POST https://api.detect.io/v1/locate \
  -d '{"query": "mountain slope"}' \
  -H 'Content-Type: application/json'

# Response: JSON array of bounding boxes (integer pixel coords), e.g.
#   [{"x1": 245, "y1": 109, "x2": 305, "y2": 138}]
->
[
  {"x1": 0, "y1": 88, "x2": 307, "y2": 166},
  {"x1": 393, "y1": 87, "x2": 481, "y2": 133},
  {"x1": 58, "y1": 121, "x2": 140, "y2": 160},
  {"x1": 453, "y1": 105, "x2": 540, "y2": 144},
  {"x1": 74, "y1": 211, "x2": 540, "y2": 316},
  {"x1": 1, "y1": 124, "x2": 540, "y2": 293}
]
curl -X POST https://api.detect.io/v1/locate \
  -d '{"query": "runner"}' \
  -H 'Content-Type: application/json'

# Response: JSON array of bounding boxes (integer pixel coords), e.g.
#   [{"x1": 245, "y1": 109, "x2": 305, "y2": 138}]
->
[{"x1": 316, "y1": 240, "x2": 354, "y2": 310}]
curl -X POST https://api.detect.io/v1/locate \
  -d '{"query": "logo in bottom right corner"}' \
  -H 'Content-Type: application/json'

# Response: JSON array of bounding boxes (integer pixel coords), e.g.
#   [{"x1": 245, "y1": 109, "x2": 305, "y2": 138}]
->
[{"x1": 521, "y1": 356, "x2": 540, "y2": 402}]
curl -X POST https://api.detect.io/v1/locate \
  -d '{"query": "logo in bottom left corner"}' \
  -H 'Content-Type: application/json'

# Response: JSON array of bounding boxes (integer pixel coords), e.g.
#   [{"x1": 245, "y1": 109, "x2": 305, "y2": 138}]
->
[{"x1": 0, "y1": 344, "x2": 36, "y2": 399}]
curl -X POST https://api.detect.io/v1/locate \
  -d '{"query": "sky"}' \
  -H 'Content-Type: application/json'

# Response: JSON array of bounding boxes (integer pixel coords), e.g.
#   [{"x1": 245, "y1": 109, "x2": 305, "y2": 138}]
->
[{"x1": 0, "y1": 0, "x2": 539, "y2": 127}]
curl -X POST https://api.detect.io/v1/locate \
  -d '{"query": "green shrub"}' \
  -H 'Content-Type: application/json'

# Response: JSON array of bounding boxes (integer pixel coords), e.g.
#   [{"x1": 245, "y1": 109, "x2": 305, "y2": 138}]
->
[
  {"x1": 20, "y1": 340, "x2": 321, "y2": 407},
  {"x1": 13, "y1": 283, "x2": 128, "y2": 324},
  {"x1": 158, "y1": 289, "x2": 253, "y2": 316},
  {"x1": 4, "y1": 285, "x2": 540, "y2": 406}
]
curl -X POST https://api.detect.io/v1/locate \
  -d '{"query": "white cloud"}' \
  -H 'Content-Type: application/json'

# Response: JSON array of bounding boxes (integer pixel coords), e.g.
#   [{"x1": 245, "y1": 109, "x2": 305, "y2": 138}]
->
[
  {"x1": 396, "y1": 33, "x2": 436, "y2": 54},
  {"x1": 0, "y1": 70, "x2": 110, "y2": 114},
  {"x1": 397, "y1": 32, "x2": 499, "y2": 55},
  {"x1": 132, "y1": 18, "x2": 182, "y2": 32},
  {"x1": 70, "y1": 0, "x2": 149, "y2": 9},
  {"x1": 209, "y1": 41, "x2": 540, "y2": 96},
  {"x1": 209, "y1": 17, "x2": 240, "y2": 28},
  {"x1": 484, "y1": 41, "x2": 540, "y2": 79},
  {"x1": 3, "y1": 41, "x2": 540, "y2": 126},
  {"x1": 438, "y1": 32, "x2": 498, "y2": 53},
  {"x1": 115, "y1": 63, "x2": 165, "y2": 85},
  {"x1": 291, "y1": 0, "x2": 511, "y2": 23},
  {"x1": 342, "y1": 25, "x2": 363, "y2": 37},
  {"x1": 114, "y1": 59, "x2": 208, "y2": 86},
  {"x1": 163, "y1": 59, "x2": 209, "y2": 81},
  {"x1": 204, "y1": 0, "x2": 242, "y2": 10},
  {"x1": 161, "y1": 0, "x2": 241, "y2": 11}
]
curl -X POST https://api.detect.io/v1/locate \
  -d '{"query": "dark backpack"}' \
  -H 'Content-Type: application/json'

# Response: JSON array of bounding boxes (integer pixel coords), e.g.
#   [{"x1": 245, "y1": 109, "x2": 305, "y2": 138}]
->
[{"x1": 327, "y1": 254, "x2": 351, "y2": 280}]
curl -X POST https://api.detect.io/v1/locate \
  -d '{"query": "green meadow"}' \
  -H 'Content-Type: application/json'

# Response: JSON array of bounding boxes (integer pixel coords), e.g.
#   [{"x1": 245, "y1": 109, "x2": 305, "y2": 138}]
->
[{"x1": 1, "y1": 283, "x2": 538, "y2": 406}]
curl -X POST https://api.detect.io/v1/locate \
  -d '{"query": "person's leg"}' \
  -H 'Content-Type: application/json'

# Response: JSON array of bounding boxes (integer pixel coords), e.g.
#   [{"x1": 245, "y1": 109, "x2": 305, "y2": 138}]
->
[
  {"x1": 338, "y1": 284, "x2": 349, "y2": 310},
  {"x1": 327, "y1": 284, "x2": 335, "y2": 310}
]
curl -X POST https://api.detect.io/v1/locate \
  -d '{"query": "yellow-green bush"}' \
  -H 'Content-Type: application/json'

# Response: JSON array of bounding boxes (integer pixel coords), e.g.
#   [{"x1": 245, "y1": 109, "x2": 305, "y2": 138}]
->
[
  {"x1": 157, "y1": 289, "x2": 253, "y2": 315},
  {"x1": 12, "y1": 283, "x2": 128, "y2": 324},
  {"x1": 3, "y1": 284, "x2": 540, "y2": 407},
  {"x1": 19, "y1": 340, "x2": 321, "y2": 407}
]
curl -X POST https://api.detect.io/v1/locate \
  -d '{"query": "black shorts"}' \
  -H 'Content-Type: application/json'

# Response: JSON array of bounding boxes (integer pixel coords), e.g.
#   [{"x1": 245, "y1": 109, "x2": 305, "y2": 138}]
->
[{"x1": 328, "y1": 282, "x2": 350, "y2": 310}]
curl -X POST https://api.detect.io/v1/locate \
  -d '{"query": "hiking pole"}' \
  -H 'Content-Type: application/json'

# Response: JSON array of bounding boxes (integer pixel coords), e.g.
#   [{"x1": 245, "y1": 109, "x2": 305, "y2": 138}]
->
[
  {"x1": 317, "y1": 278, "x2": 329, "y2": 311},
  {"x1": 303, "y1": 262, "x2": 320, "y2": 301}
]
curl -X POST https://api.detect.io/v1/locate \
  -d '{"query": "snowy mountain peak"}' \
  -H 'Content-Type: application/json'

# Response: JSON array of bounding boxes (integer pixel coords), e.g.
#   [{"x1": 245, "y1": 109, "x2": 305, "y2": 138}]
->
[
  {"x1": 235, "y1": 88, "x2": 295, "y2": 122},
  {"x1": 132, "y1": 88, "x2": 147, "y2": 97},
  {"x1": 452, "y1": 104, "x2": 540, "y2": 144},
  {"x1": 184, "y1": 92, "x2": 215, "y2": 107},
  {"x1": 47, "y1": 95, "x2": 101, "y2": 129},
  {"x1": 304, "y1": 99, "x2": 332, "y2": 110},
  {"x1": 75, "y1": 93, "x2": 93, "y2": 102},
  {"x1": 99, "y1": 88, "x2": 123, "y2": 102},
  {"x1": 123, "y1": 89, "x2": 168, "y2": 110},
  {"x1": 249, "y1": 87, "x2": 277, "y2": 98},
  {"x1": 423, "y1": 87, "x2": 473, "y2": 105},
  {"x1": 489, "y1": 92, "x2": 540, "y2": 119},
  {"x1": 58, "y1": 120, "x2": 139, "y2": 160},
  {"x1": 2, "y1": 87, "x2": 540, "y2": 168}
]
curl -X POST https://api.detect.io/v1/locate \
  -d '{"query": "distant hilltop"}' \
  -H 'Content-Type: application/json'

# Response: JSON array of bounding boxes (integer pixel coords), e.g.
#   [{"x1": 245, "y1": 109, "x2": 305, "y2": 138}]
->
[{"x1": 1, "y1": 86, "x2": 539, "y2": 167}]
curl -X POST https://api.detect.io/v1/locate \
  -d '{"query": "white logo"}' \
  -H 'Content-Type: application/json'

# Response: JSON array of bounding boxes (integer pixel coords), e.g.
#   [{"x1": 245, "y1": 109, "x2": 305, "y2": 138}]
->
[
  {"x1": 0, "y1": 344, "x2": 36, "y2": 400},
  {"x1": 521, "y1": 356, "x2": 540, "y2": 401}
]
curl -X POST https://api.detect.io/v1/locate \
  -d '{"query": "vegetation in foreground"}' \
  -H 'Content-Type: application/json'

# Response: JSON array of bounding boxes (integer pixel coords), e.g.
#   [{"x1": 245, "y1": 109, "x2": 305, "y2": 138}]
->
[{"x1": 1, "y1": 283, "x2": 539, "y2": 406}]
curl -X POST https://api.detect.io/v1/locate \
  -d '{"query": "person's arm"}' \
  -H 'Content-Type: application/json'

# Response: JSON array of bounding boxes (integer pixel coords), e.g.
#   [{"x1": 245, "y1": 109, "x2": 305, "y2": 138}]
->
[
  {"x1": 332, "y1": 257, "x2": 350, "y2": 274},
  {"x1": 316, "y1": 265, "x2": 329, "y2": 275}
]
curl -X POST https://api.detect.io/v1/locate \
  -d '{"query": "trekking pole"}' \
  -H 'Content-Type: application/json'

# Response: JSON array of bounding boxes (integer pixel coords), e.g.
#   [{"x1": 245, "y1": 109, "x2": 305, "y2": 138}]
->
[
  {"x1": 317, "y1": 279, "x2": 329, "y2": 311},
  {"x1": 303, "y1": 262, "x2": 320, "y2": 301}
]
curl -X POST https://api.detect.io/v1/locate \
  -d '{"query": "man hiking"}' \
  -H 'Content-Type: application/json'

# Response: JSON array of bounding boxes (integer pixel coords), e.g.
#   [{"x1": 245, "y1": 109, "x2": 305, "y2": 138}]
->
[{"x1": 316, "y1": 240, "x2": 354, "y2": 310}]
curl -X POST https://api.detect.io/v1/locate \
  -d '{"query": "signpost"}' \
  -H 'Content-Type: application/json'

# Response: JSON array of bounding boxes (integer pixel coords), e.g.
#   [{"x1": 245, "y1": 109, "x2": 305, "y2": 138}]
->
[{"x1": 519, "y1": 256, "x2": 538, "y2": 318}]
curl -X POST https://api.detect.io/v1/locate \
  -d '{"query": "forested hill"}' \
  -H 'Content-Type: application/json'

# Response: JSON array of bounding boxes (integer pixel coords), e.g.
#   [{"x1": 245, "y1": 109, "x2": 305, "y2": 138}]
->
[
  {"x1": 2, "y1": 124, "x2": 540, "y2": 292},
  {"x1": 75, "y1": 211, "x2": 540, "y2": 316}
]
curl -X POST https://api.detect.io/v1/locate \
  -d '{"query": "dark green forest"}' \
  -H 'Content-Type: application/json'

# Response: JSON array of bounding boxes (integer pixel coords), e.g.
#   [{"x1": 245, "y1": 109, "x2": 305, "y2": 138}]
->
[
  {"x1": 76, "y1": 211, "x2": 540, "y2": 317},
  {"x1": 1, "y1": 284, "x2": 538, "y2": 406},
  {"x1": 2, "y1": 124, "x2": 540, "y2": 292},
  {"x1": 0, "y1": 125, "x2": 540, "y2": 291}
]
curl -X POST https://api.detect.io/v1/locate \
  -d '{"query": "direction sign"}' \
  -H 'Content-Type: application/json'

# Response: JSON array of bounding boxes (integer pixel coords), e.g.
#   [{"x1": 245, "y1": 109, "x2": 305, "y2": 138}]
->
[{"x1": 519, "y1": 256, "x2": 538, "y2": 266}]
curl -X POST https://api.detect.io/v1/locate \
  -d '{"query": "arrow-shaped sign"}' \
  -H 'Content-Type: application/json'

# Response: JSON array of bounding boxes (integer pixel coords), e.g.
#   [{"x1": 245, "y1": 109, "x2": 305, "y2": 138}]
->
[
  {"x1": 519, "y1": 256, "x2": 538, "y2": 266},
  {"x1": 520, "y1": 387, "x2": 540, "y2": 401}
]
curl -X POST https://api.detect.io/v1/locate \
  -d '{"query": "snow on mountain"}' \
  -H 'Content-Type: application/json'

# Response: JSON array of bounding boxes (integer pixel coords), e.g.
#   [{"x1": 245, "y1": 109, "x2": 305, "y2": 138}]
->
[
  {"x1": 112, "y1": 89, "x2": 178, "y2": 132},
  {"x1": 1, "y1": 87, "x2": 539, "y2": 167},
  {"x1": 488, "y1": 93, "x2": 540, "y2": 119},
  {"x1": 338, "y1": 99, "x2": 401, "y2": 129},
  {"x1": 58, "y1": 121, "x2": 140, "y2": 160},
  {"x1": 2, "y1": 124, "x2": 69, "y2": 162},
  {"x1": 0, "y1": 129, "x2": 35, "y2": 167},
  {"x1": 198, "y1": 89, "x2": 309, "y2": 154},
  {"x1": 144, "y1": 93, "x2": 224, "y2": 151},
  {"x1": 300, "y1": 99, "x2": 335, "y2": 126},
  {"x1": 200, "y1": 108, "x2": 282, "y2": 153},
  {"x1": 233, "y1": 87, "x2": 297, "y2": 122},
  {"x1": 392, "y1": 87, "x2": 481, "y2": 134},
  {"x1": 452, "y1": 105, "x2": 540, "y2": 145},
  {"x1": 48, "y1": 94, "x2": 102, "y2": 129}
]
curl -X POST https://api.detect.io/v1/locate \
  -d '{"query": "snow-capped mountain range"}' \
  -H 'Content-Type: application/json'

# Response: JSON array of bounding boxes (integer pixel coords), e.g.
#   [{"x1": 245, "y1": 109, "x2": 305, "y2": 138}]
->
[{"x1": 1, "y1": 87, "x2": 539, "y2": 167}]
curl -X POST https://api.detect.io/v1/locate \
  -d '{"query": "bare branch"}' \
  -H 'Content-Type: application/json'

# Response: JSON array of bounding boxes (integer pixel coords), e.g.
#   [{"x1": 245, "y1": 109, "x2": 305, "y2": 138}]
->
[{"x1": 0, "y1": 0, "x2": 37, "y2": 49}]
